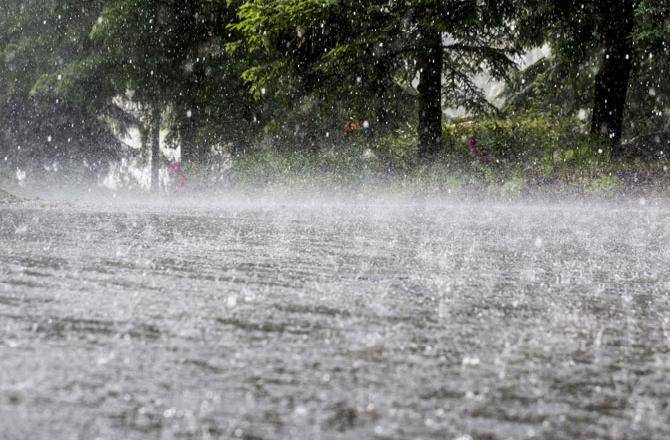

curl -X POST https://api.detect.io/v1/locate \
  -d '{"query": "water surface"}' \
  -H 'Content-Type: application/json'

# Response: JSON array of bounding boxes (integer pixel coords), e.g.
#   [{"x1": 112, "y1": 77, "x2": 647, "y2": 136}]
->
[{"x1": 1, "y1": 197, "x2": 670, "y2": 439}]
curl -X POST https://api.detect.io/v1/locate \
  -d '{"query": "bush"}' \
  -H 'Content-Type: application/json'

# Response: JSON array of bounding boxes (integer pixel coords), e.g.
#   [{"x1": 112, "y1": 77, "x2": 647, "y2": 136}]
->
[
  {"x1": 588, "y1": 174, "x2": 623, "y2": 195},
  {"x1": 442, "y1": 115, "x2": 610, "y2": 180},
  {"x1": 222, "y1": 114, "x2": 665, "y2": 196},
  {"x1": 230, "y1": 143, "x2": 390, "y2": 190},
  {"x1": 373, "y1": 123, "x2": 421, "y2": 173},
  {"x1": 500, "y1": 175, "x2": 528, "y2": 197}
]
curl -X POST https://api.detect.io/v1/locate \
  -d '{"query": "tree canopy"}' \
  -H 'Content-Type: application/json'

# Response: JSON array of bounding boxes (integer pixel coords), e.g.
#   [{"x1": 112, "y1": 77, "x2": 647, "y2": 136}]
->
[
  {"x1": 232, "y1": 0, "x2": 520, "y2": 156},
  {"x1": 504, "y1": 0, "x2": 670, "y2": 153},
  {"x1": 1, "y1": 0, "x2": 668, "y2": 187}
]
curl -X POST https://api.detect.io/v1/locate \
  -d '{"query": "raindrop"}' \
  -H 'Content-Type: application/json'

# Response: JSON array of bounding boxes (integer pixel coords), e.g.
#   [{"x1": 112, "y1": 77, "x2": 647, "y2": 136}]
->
[
  {"x1": 226, "y1": 295, "x2": 237, "y2": 308},
  {"x1": 462, "y1": 356, "x2": 480, "y2": 367}
]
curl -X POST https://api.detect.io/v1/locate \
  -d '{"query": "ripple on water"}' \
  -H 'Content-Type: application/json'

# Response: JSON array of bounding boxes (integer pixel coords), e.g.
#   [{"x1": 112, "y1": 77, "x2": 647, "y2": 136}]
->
[{"x1": 1, "y1": 200, "x2": 670, "y2": 439}]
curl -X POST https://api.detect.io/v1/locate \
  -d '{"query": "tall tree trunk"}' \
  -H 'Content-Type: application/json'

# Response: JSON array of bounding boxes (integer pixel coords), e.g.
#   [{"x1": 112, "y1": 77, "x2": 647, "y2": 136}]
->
[
  {"x1": 140, "y1": 124, "x2": 149, "y2": 166},
  {"x1": 175, "y1": 1, "x2": 202, "y2": 165},
  {"x1": 590, "y1": 0, "x2": 636, "y2": 157},
  {"x1": 150, "y1": 106, "x2": 161, "y2": 193},
  {"x1": 417, "y1": 28, "x2": 443, "y2": 159}
]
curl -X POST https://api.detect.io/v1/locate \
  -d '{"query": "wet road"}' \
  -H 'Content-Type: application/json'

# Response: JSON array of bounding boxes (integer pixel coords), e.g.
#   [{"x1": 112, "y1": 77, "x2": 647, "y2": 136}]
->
[{"x1": 1, "y1": 197, "x2": 670, "y2": 439}]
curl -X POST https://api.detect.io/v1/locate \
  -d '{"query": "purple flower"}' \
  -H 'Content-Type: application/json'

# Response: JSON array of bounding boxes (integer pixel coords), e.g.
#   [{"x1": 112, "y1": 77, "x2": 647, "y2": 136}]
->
[
  {"x1": 468, "y1": 138, "x2": 478, "y2": 147},
  {"x1": 470, "y1": 146, "x2": 479, "y2": 157},
  {"x1": 481, "y1": 154, "x2": 492, "y2": 163},
  {"x1": 167, "y1": 161, "x2": 182, "y2": 177}
]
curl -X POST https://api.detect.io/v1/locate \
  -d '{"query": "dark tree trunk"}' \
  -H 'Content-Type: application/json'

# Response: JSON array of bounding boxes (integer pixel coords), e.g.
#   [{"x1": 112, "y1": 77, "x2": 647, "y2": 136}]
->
[
  {"x1": 174, "y1": 1, "x2": 204, "y2": 165},
  {"x1": 590, "y1": 0, "x2": 636, "y2": 157},
  {"x1": 417, "y1": 28, "x2": 443, "y2": 159},
  {"x1": 140, "y1": 124, "x2": 149, "y2": 166},
  {"x1": 150, "y1": 106, "x2": 161, "y2": 194}
]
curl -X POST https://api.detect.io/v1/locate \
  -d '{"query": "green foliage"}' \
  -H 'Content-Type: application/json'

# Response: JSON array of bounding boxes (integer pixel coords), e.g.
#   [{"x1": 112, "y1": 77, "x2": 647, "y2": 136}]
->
[
  {"x1": 499, "y1": 175, "x2": 527, "y2": 197},
  {"x1": 500, "y1": 57, "x2": 597, "y2": 118},
  {"x1": 231, "y1": 0, "x2": 521, "y2": 151},
  {"x1": 0, "y1": 0, "x2": 124, "y2": 172},
  {"x1": 1, "y1": 0, "x2": 668, "y2": 188},
  {"x1": 223, "y1": 113, "x2": 644, "y2": 196},
  {"x1": 443, "y1": 115, "x2": 610, "y2": 176},
  {"x1": 589, "y1": 174, "x2": 623, "y2": 195},
  {"x1": 504, "y1": 0, "x2": 670, "y2": 140},
  {"x1": 231, "y1": 144, "x2": 385, "y2": 190},
  {"x1": 628, "y1": 0, "x2": 670, "y2": 135},
  {"x1": 85, "y1": 0, "x2": 267, "y2": 161},
  {"x1": 374, "y1": 124, "x2": 421, "y2": 172}
]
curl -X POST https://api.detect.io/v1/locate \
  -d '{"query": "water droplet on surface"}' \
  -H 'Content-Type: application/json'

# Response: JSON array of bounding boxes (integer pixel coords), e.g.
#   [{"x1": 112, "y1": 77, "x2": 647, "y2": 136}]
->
[
  {"x1": 226, "y1": 295, "x2": 237, "y2": 308},
  {"x1": 294, "y1": 406, "x2": 308, "y2": 417},
  {"x1": 462, "y1": 356, "x2": 480, "y2": 367}
]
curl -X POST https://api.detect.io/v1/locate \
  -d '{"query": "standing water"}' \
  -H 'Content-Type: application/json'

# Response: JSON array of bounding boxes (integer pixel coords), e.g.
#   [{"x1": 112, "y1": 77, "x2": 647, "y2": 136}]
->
[{"x1": 1, "y1": 196, "x2": 670, "y2": 439}]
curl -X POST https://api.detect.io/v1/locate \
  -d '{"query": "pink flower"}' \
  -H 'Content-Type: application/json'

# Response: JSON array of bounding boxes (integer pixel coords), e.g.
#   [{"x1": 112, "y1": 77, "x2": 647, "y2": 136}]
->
[
  {"x1": 167, "y1": 161, "x2": 182, "y2": 177},
  {"x1": 481, "y1": 154, "x2": 492, "y2": 163},
  {"x1": 467, "y1": 138, "x2": 480, "y2": 157}
]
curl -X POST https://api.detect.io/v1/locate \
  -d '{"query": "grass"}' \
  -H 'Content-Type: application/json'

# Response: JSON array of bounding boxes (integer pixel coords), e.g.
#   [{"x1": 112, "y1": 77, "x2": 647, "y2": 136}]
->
[
  {"x1": 222, "y1": 116, "x2": 670, "y2": 197},
  {"x1": 3, "y1": 116, "x2": 669, "y2": 198},
  {"x1": 220, "y1": 145, "x2": 670, "y2": 198}
]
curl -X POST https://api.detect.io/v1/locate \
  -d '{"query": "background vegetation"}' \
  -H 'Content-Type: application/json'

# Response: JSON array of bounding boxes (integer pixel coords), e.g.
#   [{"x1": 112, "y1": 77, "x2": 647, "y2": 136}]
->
[{"x1": 1, "y1": 0, "x2": 668, "y2": 195}]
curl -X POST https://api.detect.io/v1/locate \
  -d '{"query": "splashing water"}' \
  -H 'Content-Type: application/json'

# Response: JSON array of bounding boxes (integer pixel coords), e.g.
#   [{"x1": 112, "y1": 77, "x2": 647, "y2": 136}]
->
[{"x1": 1, "y1": 195, "x2": 670, "y2": 439}]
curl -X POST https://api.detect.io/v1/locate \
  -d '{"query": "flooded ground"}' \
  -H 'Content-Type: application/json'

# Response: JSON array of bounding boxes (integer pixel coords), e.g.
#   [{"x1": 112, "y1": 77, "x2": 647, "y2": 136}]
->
[{"x1": 1, "y1": 196, "x2": 670, "y2": 439}]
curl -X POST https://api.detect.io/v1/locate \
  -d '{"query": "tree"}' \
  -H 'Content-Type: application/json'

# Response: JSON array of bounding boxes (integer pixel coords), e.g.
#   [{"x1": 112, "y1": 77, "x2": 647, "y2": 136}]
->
[
  {"x1": 0, "y1": 0, "x2": 125, "y2": 177},
  {"x1": 628, "y1": 0, "x2": 670, "y2": 137},
  {"x1": 232, "y1": 0, "x2": 519, "y2": 158},
  {"x1": 87, "y1": 0, "x2": 269, "y2": 191},
  {"x1": 506, "y1": 0, "x2": 668, "y2": 157},
  {"x1": 90, "y1": 0, "x2": 180, "y2": 192},
  {"x1": 590, "y1": 0, "x2": 638, "y2": 154}
]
